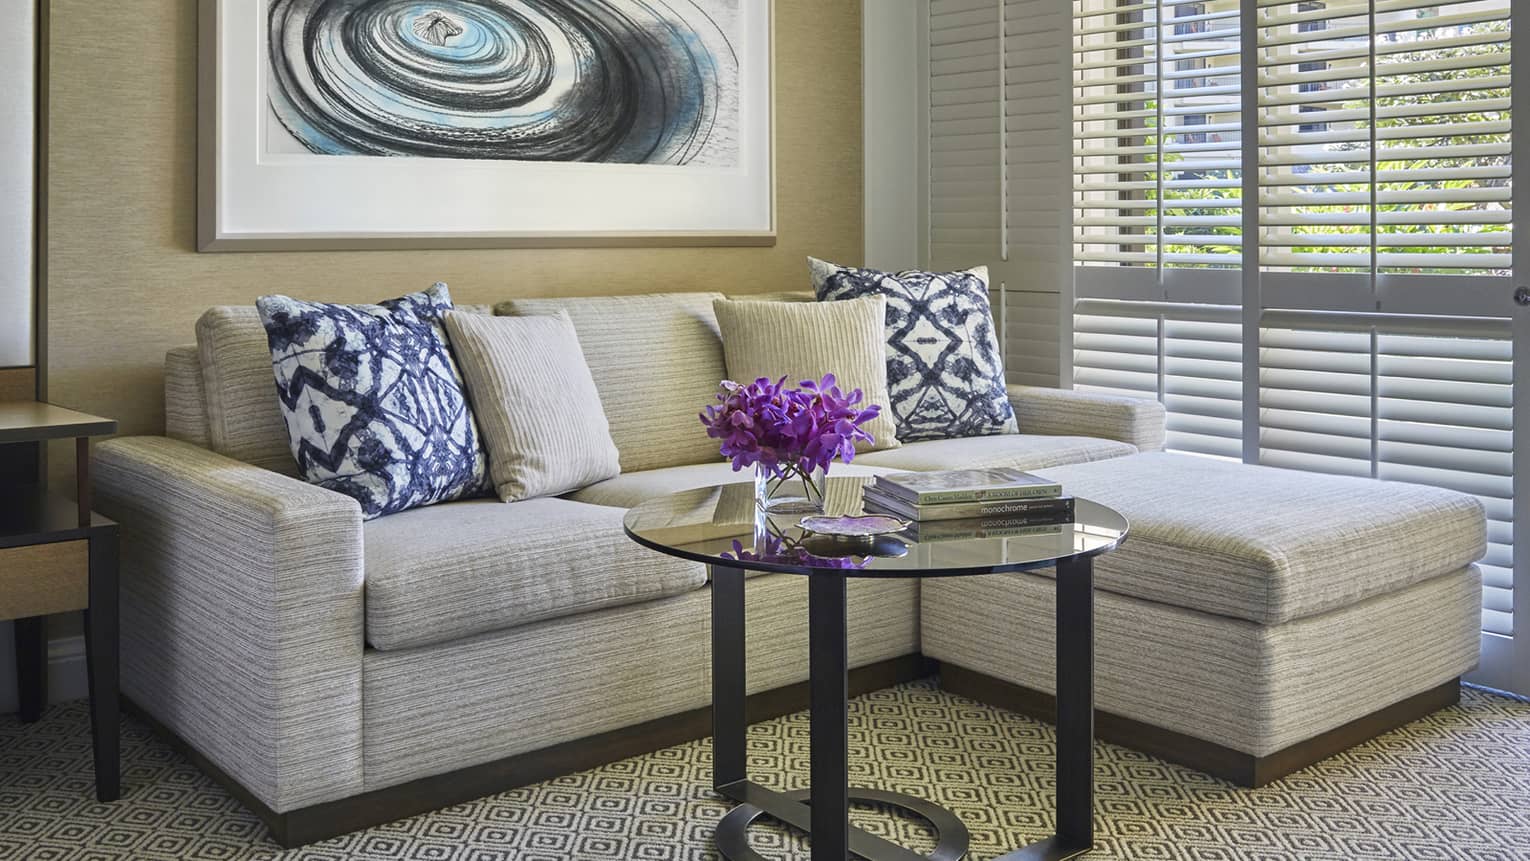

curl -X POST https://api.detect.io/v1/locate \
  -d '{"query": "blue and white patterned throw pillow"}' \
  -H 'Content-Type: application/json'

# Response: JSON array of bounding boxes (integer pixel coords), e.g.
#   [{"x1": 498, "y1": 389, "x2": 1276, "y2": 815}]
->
[
  {"x1": 809, "y1": 258, "x2": 1017, "y2": 442},
  {"x1": 256, "y1": 283, "x2": 490, "y2": 519}
]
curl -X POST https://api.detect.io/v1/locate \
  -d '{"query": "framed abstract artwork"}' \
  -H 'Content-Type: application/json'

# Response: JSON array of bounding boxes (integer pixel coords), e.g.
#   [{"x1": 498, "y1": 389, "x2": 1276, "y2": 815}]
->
[{"x1": 198, "y1": 0, "x2": 774, "y2": 250}]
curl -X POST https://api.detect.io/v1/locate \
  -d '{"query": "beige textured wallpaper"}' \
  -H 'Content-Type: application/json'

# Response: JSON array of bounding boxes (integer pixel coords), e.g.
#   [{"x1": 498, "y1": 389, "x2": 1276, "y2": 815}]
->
[{"x1": 44, "y1": 0, "x2": 864, "y2": 439}]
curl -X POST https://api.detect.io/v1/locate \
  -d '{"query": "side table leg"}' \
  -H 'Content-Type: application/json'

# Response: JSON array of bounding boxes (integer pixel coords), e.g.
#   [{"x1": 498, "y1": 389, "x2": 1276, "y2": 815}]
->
[
  {"x1": 14, "y1": 616, "x2": 46, "y2": 723},
  {"x1": 809, "y1": 574, "x2": 849, "y2": 861},
  {"x1": 712, "y1": 565, "x2": 747, "y2": 790},
  {"x1": 1054, "y1": 555, "x2": 1095, "y2": 850},
  {"x1": 998, "y1": 555, "x2": 1097, "y2": 861},
  {"x1": 84, "y1": 528, "x2": 120, "y2": 802}
]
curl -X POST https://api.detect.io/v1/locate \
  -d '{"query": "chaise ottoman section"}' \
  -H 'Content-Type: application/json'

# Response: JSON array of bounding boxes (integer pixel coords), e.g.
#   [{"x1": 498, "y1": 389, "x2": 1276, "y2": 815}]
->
[
  {"x1": 926, "y1": 567, "x2": 1480, "y2": 779},
  {"x1": 922, "y1": 452, "x2": 1487, "y2": 785},
  {"x1": 1034, "y1": 452, "x2": 1486, "y2": 624}
]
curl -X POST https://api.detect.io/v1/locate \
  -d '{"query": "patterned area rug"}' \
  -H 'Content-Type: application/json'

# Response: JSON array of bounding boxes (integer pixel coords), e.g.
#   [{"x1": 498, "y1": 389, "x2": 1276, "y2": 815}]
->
[{"x1": 2, "y1": 679, "x2": 1528, "y2": 860}]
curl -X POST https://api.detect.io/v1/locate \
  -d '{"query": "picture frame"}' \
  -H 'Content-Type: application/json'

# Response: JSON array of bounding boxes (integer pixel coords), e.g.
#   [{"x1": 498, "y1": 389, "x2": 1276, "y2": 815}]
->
[{"x1": 197, "y1": 0, "x2": 775, "y2": 251}]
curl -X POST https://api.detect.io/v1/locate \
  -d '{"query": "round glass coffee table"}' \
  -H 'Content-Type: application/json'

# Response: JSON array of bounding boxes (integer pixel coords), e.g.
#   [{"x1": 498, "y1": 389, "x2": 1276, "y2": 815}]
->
[{"x1": 623, "y1": 477, "x2": 1128, "y2": 861}]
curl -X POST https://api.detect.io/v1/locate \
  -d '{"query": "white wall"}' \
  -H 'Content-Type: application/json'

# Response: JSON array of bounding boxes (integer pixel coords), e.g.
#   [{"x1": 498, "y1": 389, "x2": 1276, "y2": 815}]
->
[
  {"x1": 862, "y1": 1, "x2": 920, "y2": 271},
  {"x1": 0, "y1": 0, "x2": 36, "y2": 366}
]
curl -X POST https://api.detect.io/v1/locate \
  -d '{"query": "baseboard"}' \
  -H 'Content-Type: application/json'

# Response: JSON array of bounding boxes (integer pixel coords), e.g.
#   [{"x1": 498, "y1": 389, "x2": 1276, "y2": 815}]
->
[
  {"x1": 0, "y1": 626, "x2": 87, "y2": 714},
  {"x1": 127, "y1": 653, "x2": 934, "y2": 848},
  {"x1": 936, "y1": 661, "x2": 1461, "y2": 787}
]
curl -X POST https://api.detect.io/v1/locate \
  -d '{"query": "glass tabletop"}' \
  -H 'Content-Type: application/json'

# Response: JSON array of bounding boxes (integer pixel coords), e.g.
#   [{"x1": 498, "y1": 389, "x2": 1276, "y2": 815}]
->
[{"x1": 622, "y1": 477, "x2": 1129, "y2": 578}]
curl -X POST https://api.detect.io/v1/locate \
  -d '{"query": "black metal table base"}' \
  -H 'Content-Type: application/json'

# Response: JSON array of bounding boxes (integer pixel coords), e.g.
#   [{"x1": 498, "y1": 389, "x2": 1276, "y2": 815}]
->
[
  {"x1": 710, "y1": 555, "x2": 1097, "y2": 860},
  {"x1": 715, "y1": 781, "x2": 970, "y2": 861}
]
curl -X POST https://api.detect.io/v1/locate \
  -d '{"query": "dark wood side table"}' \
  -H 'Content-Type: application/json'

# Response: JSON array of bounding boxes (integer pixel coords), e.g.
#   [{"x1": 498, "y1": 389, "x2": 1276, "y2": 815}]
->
[{"x1": 0, "y1": 402, "x2": 120, "y2": 802}]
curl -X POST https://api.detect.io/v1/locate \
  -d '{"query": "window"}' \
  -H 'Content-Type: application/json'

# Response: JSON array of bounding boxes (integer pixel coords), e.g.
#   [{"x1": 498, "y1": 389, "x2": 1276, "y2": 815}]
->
[
  {"x1": 1075, "y1": 0, "x2": 1244, "y2": 276},
  {"x1": 1174, "y1": 1, "x2": 1208, "y2": 35},
  {"x1": 925, "y1": 0, "x2": 1523, "y2": 690},
  {"x1": 1075, "y1": 0, "x2": 1512, "y2": 277},
  {"x1": 1257, "y1": 0, "x2": 1512, "y2": 277},
  {"x1": 1180, "y1": 112, "x2": 1208, "y2": 145},
  {"x1": 1069, "y1": 0, "x2": 1518, "y2": 664}
]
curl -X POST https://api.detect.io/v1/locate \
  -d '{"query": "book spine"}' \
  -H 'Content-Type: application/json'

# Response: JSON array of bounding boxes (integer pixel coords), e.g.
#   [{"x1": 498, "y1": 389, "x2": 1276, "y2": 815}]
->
[
  {"x1": 860, "y1": 489, "x2": 917, "y2": 520},
  {"x1": 865, "y1": 491, "x2": 1074, "y2": 522},
  {"x1": 908, "y1": 520, "x2": 1069, "y2": 542},
  {"x1": 915, "y1": 484, "x2": 1064, "y2": 505},
  {"x1": 927, "y1": 496, "x2": 1072, "y2": 521}
]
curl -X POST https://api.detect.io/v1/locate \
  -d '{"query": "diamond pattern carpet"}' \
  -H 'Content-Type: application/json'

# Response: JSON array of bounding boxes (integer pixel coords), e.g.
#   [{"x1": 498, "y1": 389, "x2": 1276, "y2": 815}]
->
[{"x1": 1, "y1": 679, "x2": 1528, "y2": 860}]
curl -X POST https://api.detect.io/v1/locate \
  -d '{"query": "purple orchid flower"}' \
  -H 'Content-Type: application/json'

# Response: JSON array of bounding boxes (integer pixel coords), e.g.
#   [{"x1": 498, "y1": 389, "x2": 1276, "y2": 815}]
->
[{"x1": 700, "y1": 374, "x2": 881, "y2": 477}]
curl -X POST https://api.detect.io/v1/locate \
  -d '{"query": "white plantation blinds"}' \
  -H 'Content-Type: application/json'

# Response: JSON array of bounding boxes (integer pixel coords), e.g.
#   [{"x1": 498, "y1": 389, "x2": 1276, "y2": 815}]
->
[
  {"x1": 1005, "y1": 0, "x2": 1072, "y2": 384},
  {"x1": 1073, "y1": 0, "x2": 1513, "y2": 278},
  {"x1": 927, "y1": 0, "x2": 1072, "y2": 386},
  {"x1": 929, "y1": 0, "x2": 1003, "y2": 271},
  {"x1": 1073, "y1": 0, "x2": 1244, "y2": 280},
  {"x1": 1005, "y1": 2, "x2": 1072, "y2": 286},
  {"x1": 1073, "y1": 300, "x2": 1245, "y2": 457},
  {"x1": 1066, "y1": 0, "x2": 1519, "y2": 659},
  {"x1": 1006, "y1": 291, "x2": 1065, "y2": 386},
  {"x1": 1258, "y1": 313, "x2": 1514, "y2": 635},
  {"x1": 1256, "y1": 0, "x2": 1512, "y2": 274}
]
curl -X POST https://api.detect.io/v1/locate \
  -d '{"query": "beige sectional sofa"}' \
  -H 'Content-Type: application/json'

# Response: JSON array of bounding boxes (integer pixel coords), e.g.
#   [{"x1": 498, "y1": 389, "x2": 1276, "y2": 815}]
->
[
  {"x1": 95, "y1": 292, "x2": 1155, "y2": 844},
  {"x1": 94, "y1": 291, "x2": 1482, "y2": 846}
]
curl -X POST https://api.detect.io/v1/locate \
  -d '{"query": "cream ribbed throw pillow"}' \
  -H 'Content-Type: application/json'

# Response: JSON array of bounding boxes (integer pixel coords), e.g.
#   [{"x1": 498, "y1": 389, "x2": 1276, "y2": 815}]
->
[
  {"x1": 712, "y1": 296, "x2": 900, "y2": 451},
  {"x1": 445, "y1": 311, "x2": 621, "y2": 501}
]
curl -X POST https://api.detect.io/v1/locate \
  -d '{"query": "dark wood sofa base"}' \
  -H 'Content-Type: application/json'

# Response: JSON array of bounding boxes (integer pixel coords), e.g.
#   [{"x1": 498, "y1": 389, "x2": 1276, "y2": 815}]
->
[
  {"x1": 126, "y1": 654, "x2": 1462, "y2": 847},
  {"x1": 125, "y1": 654, "x2": 933, "y2": 848},
  {"x1": 937, "y1": 661, "x2": 1461, "y2": 788}
]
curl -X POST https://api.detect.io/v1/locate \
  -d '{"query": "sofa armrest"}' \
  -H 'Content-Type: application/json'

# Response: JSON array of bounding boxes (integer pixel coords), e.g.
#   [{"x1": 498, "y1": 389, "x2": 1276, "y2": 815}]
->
[
  {"x1": 95, "y1": 436, "x2": 364, "y2": 812},
  {"x1": 1007, "y1": 385, "x2": 1167, "y2": 452}
]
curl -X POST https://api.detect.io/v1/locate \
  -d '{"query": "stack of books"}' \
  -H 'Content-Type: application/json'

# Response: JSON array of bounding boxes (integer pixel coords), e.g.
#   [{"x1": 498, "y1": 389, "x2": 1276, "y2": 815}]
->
[{"x1": 862, "y1": 467, "x2": 1074, "y2": 542}]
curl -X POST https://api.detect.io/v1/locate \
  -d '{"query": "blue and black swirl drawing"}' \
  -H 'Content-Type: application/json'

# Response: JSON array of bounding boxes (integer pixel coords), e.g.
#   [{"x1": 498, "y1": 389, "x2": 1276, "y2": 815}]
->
[{"x1": 266, "y1": 0, "x2": 740, "y2": 165}]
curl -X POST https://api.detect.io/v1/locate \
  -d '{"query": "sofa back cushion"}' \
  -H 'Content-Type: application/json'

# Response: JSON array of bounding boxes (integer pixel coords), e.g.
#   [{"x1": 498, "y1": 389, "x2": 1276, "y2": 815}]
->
[
  {"x1": 196, "y1": 306, "x2": 301, "y2": 474},
  {"x1": 498, "y1": 292, "x2": 727, "y2": 473},
  {"x1": 731, "y1": 290, "x2": 816, "y2": 303},
  {"x1": 164, "y1": 346, "x2": 212, "y2": 449}
]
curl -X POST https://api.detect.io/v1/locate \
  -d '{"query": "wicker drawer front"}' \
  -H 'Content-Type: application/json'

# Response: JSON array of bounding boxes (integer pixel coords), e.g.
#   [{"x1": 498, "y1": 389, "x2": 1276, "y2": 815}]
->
[{"x1": 0, "y1": 540, "x2": 89, "y2": 621}]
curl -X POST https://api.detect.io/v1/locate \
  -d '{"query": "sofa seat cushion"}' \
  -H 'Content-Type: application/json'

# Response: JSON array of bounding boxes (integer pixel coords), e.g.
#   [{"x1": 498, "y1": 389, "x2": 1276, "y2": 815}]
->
[
  {"x1": 566, "y1": 461, "x2": 904, "y2": 510},
  {"x1": 364, "y1": 498, "x2": 706, "y2": 651},
  {"x1": 1033, "y1": 452, "x2": 1488, "y2": 624},
  {"x1": 854, "y1": 434, "x2": 1136, "y2": 472}
]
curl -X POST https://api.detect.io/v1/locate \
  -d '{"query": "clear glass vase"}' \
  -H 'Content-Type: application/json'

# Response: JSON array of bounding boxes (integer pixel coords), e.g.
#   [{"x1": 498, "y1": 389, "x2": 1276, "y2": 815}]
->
[{"x1": 754, "y1": 462, "x2": 827, "y2": 514}]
